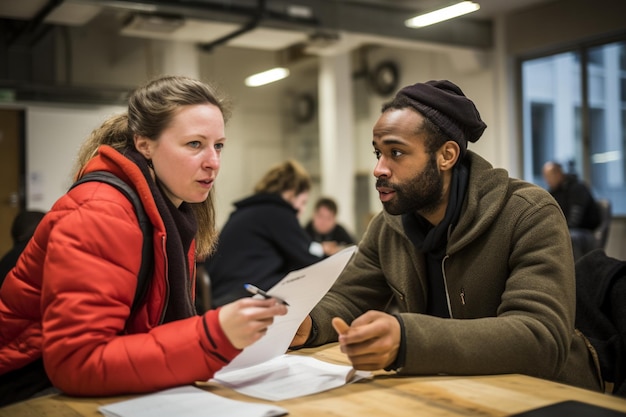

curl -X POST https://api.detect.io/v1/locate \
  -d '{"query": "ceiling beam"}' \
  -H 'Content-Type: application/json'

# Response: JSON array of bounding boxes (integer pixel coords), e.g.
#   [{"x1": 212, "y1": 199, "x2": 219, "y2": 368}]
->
[{"x1": 74, "y1": 0, "x2": 493, "y2": 49}]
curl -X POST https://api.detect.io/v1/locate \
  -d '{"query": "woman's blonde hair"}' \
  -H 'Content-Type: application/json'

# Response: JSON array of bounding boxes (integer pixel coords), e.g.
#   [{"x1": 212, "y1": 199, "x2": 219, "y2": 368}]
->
[
  {"x1": 73, "y1": 75, "x2": 232, "y2": 257},
  {"x1": 253, "y1": 159, "x2": 311, "y2": 196}
]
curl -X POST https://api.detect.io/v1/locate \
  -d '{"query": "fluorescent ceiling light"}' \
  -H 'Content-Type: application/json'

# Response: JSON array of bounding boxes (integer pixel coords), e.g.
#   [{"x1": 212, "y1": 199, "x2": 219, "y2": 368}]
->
[
  {"x1": 245, "y1": 67, "x2": 290, "y2": 87},
  {"x1": 405, "y1": 1, "x2": 480, "y2": 28},
  {"x1": 123, "y1": 14, "x2": 185, "y2": 34}
]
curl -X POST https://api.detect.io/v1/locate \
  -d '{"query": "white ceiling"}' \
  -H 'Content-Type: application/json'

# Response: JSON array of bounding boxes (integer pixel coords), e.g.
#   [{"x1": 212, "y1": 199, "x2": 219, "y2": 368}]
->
[
  {"x1": 0, "y1": 0, "x2": 557, "y2": 20},
  {"x1": 0, "y1": 0, "x2": 558, "y2": 51}
]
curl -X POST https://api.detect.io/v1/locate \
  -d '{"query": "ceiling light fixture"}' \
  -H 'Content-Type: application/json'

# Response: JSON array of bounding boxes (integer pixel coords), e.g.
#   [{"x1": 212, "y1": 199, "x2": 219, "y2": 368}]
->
[
  {"x1": 405, "y1": 1, "x2": 480, "y2": 28},
  {"x1": 245, "y1": 67, "x2": 290, "y2": 87}
]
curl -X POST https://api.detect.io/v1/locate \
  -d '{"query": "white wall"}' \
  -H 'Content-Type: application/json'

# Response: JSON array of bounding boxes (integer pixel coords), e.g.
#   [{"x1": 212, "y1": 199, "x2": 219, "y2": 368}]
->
[
  {"x1": 200, "y1": 47, "x2": 293, "y2": 228},
  {"x1": 19, "y1": 39, "x2": 497, "y2": 234},
  {"x1": 25, "y1": 104, "x2": 125, "y2": 212}
]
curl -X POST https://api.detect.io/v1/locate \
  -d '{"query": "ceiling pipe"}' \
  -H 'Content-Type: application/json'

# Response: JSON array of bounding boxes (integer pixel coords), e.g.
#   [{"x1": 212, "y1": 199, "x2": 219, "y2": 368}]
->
[
  {"x1": 73, "y1": 0, "x2": 491, "y2": 49},
  {"x1": 199, "y1": 0, "x2": 266, "y2": 52},
  {"x1": 7, "y1": 0, "x2": 63, "y2": 46},
  {"x1": 89, "y1": 0, "x2": 319, "y2": 30}
]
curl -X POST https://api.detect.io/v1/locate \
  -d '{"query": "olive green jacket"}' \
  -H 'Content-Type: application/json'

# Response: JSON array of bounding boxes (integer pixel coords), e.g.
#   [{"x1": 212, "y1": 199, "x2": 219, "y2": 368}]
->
[{"x1": 308, "y1": 151, "x2": 602, "y2": 392}]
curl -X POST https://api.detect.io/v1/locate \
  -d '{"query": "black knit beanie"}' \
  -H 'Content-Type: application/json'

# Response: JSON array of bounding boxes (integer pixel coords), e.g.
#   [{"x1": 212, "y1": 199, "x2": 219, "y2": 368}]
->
[{"x1": 395, "y1": 80, "x2": 487, "y2": 155}]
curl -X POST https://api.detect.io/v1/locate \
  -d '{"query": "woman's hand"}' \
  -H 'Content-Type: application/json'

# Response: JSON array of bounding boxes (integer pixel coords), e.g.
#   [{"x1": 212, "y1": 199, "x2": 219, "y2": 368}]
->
[{"x1": 218, "y1": 297, "x2": 288, "y2": 349}]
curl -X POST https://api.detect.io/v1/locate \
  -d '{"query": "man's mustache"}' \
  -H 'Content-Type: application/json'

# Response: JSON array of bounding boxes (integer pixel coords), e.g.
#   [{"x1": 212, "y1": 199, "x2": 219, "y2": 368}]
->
[{"x1": 376, "y1": 179, "x2": 395, "y2": 189}]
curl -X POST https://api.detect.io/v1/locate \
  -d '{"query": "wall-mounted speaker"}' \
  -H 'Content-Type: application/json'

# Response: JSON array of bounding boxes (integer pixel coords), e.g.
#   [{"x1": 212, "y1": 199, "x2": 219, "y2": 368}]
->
[{"x1": 369, "y1": 61, "x2": 399, "y2": 96}]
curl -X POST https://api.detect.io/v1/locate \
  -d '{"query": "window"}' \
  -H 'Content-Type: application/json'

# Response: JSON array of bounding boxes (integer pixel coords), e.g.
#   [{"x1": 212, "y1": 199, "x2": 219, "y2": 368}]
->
[{"x1": 522, "y1": 40, "x2": 626, "y2": 216}]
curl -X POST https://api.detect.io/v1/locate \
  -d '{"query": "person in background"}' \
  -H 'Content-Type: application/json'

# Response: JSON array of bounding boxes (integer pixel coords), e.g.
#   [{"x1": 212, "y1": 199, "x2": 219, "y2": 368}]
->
[
  {"x1": 207, "y1": 160, "x2": 323, "y2": 308},
  {"x1": 542, "y1": 161, "x2": 601, "y2": 260},
  {"x1": 304, "y1": 197, "x2": 355, "y2": 256},
  {"x1": 291, "y1": 80, "x2": 603, "y2": 393},
  {"x1": 0, "y1": 210, "x2": 46, "y2": 287},
  {"x1": 0, "y1": 75, "x2": 287, "y2": 406}
]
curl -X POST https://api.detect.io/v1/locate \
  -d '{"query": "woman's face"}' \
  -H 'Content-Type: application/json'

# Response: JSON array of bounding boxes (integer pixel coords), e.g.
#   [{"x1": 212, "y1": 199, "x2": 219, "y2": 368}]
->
[
  {"x1": 283, "y1": 190, "x2": 310, "y2": 217},
  {"x1": 291, "y1": 191, "x2": 309, "y2": 215},
  {"x1": 135, "y1": 104, "x2": 225, "y2": 207}
]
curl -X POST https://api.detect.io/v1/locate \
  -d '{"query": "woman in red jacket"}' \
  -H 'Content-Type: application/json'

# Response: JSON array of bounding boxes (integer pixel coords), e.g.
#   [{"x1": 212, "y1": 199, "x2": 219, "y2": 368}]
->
[{"x1": 0, "y1": 75, "x2": 287, "y2": 406}]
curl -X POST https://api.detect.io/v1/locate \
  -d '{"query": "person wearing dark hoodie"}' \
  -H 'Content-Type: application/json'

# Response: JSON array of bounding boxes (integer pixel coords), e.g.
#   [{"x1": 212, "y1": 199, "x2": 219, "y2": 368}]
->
[
  {"x1": 207, "y1": 160, "x2": 323, "y2": 308},
  {"x1": 0, "y1": 210, "x2": 46, "y2": 287},
  {"x1": 542, "y1": 161, "x2": 601, "y2": 260}
]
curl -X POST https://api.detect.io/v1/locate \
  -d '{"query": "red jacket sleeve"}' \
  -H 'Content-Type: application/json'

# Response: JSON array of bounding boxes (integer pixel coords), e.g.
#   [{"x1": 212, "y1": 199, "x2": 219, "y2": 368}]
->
[{"x1": 39, "y1": 196, "x2": 240, "y2": 396}]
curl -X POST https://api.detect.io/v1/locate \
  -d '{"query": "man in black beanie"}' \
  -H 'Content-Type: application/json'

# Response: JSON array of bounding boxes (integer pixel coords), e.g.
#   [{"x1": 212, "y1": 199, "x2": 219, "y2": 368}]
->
[{"x1": 291, "y1": 80, "x2": 603, "y2": 393}]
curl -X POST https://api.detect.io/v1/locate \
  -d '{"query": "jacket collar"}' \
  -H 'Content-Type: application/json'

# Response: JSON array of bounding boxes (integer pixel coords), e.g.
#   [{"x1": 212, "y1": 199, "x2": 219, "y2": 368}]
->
[
  {"x1": 382, "y1": 151, "x2": 510, "y2": 253},
  {"x1": 81, "y1": 145, "x2": 165, "y2": 234}
]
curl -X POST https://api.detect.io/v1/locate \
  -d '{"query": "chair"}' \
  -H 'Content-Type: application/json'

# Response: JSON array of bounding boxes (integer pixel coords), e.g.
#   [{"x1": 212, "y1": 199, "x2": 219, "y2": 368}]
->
[
  {"x1": 593, "y1": 199, "x2": 612, "y2": 250},
  {"x1": 195, "y1": 263, "x2": 212, "y2": 314},
  {"x1": 574, "y1": 249, "x2": 626, "y2": 397}
]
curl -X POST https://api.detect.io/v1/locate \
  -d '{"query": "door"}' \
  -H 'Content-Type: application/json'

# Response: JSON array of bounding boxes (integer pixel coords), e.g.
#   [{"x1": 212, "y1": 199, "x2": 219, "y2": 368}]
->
[{"x1": 0, "y1": 109, "x2": 24, "y2": 256}]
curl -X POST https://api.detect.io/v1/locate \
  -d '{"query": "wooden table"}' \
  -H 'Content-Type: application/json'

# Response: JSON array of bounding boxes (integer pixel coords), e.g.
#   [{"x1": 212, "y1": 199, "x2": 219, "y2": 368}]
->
[{"x1": 2, "y1": 343, "x2": 626, "y2": 417}]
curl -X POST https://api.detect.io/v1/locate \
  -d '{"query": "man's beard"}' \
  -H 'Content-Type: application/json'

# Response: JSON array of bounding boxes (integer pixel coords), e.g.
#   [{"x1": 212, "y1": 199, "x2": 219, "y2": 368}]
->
[{"x1": 376, "y1": 155, "x2": 443, "y2": 216}]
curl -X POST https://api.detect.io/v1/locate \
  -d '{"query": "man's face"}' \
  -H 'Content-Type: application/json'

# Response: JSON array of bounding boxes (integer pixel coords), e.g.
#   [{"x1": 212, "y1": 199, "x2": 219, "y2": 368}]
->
[
  {"x1": 542, "y1": 164, "x2": 563, "y2": 191},
  {"x1": 372, "y1": 108, "x2": 444, "y2": 216},
  {"x1": 312, "y1": 206, "x2": 337, "y2": 235}
]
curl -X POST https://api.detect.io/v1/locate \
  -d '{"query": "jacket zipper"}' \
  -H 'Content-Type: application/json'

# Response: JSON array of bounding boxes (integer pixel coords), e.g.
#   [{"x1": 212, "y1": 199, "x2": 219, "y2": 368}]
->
[
  {"x1": 158, "y1": 235, "x2": 169, "y2": 325},
  {"x1": 189, "y1": 261, "x2": 197, "y2": 312},
  {"x1": 441, "y1": 257, "x2": 467, "y2": 316},
  {"x1": 441, "y1": 254, "x2": 453, "y2": 318},
  {"x1": 441, "y1": 224, "x2": 456, "y2": 318}
]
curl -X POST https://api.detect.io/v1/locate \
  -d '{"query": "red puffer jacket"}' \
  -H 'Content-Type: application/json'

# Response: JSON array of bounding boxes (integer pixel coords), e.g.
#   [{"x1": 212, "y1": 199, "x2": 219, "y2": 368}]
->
[{"x1": 0, "y1": 145, "x2": 240, "y2": 396}]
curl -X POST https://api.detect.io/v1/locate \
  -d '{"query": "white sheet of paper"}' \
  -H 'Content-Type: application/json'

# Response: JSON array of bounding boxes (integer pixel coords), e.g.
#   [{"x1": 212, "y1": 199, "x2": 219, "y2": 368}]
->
[
  {"x1": 216, "y1": 245, "x2": 357, "y2": 372},
  {"x1": 213, "y1": 354, "x2": 370, "y2": 401},
  {"x1": 98, "y1": 386, "x2": 287, "y2": 417}
]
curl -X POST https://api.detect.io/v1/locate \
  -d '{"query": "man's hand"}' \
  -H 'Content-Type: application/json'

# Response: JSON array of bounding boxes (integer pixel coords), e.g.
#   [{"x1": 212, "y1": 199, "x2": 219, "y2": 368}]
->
[
  {"x1": 334, "y1": 311, "x2": 400, "y2": 371},
  {"x1": 322, "y1": 241, "x2": 341, "y2": 256},
  {"x1": 290, "y1": 315, "x2": 312, "y2": 347}
]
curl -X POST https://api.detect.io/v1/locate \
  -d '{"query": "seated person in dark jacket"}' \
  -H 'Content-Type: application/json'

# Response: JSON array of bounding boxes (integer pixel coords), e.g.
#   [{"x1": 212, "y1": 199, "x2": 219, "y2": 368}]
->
[
  {"x1": 305, "y1": 197, "x2": 355, "y2": 256},
  {"x1": 0, "y1": 210, "x2": 46, "y2": 287},
  {"x1": 206, "y1": 160, "x2": 323, "y2": 308},
  {"x1": 542, "y1": 161, "x2": 601, "y2": 260}
]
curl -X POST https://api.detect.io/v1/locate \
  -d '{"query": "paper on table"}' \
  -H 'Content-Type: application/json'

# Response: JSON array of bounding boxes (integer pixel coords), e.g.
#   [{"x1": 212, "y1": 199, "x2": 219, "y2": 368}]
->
[
  {"x1": 98, "y1": 386, "x2": 287, "y2": 417},
  {"x1": 213, "y1": 354, "x2": 370, "y2": 401},
  {"x1": 216, "y1": 245, "x2": 357, "y2": 373}
]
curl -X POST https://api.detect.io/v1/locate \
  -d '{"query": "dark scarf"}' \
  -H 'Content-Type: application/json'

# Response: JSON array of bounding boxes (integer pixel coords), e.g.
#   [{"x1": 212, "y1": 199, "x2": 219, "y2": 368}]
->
[
  {"x1": 402, "y1": 159, "x2": 469, "y2": 317},
  {"x1": 125, "y1": 149, "x2": 197, "y2": 322}
]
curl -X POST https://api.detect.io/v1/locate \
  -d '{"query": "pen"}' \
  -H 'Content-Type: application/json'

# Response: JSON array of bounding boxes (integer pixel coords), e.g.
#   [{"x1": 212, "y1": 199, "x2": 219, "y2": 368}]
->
[{"x1": 244, "y1": 283, "x2": 290, "y2": 306}]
